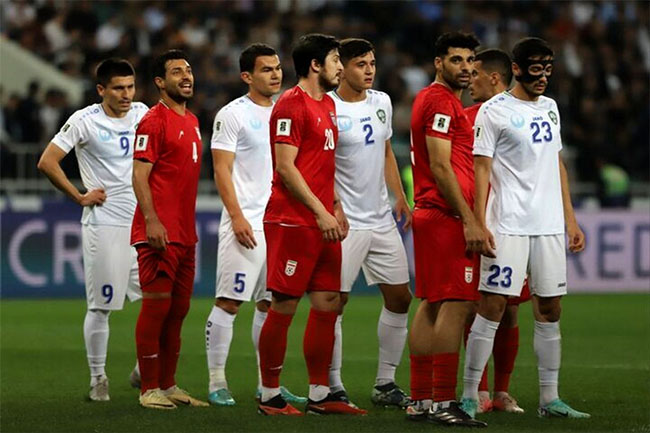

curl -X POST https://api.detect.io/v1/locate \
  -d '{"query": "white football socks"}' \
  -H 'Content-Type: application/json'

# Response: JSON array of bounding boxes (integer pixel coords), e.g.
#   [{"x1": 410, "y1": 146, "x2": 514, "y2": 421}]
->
[
  {"x1": 534, "y1": 320, "x2": 561, "y2": 406},
  {"x1": 252, "y1": 308, "x2": 267, "y2": 391},
  {"x1": 328, "y1": 315, "x2": 345, "y2": 393},
  {"x1": 462, "y1": 314, "x2": 500, "y2": 400},
  {"x1": 84, "y1": 309, "x2": 110, "y2": 384},
  {"x1": 206, "y1": 305, "x2": 236, "y2": 392},
  {"x1": 376, "y1": 307, "x2": 408, "y2": 386}
]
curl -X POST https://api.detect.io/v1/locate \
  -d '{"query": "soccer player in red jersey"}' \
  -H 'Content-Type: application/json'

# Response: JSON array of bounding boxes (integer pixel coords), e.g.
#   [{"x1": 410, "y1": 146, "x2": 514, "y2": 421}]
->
[
  {"x1": 256, "y1": 34, "x2": 366, "y2": 416},
  {"x1": 405, "y1": 32, "x2": 487, "y2": 427},
  {"x1": 131, "y1": 50, "x2": 208, "y2": 409},
  {"x1": 464, "y1": 49, "x2": 527, "y2": 414}
]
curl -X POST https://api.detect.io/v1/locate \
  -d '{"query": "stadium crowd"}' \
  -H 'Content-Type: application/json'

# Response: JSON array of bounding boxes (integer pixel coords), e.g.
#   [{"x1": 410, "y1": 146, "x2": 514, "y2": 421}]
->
[{"x1": 1, "y1": 0, "x2": 649, "y2": 185}]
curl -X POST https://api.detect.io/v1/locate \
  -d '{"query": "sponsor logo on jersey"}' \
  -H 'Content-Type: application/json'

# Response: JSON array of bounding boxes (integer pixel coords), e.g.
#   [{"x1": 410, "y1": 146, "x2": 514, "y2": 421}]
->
[
  {"x1": 432, "y1": 113, "x2": 451, "y2": 134},
  {"x1": 285, "y1": 260, "x2": 297, "y2": 276},
  {"x1": 464, "y1": 266, "x2": 473, "y2": 283},
  {"x1": 558, "y1": 282, "x2": 567, "y2": 288},
  {"x1": 135, "y1": 135, "x2": 149, "y2": 151},
  {"x1": 548, "y1": 111, "x2": 558, "y2": 125},
  {"x1": 337, "y1": 115, "x2": 353, "y2": 132},
  {"x1": 510, "y1": 113, "x2": 525, "y2": 128},
  {"x1": 277, "y1": 119, "x2": 291, "y2": 136},
  {"x1": 62, "y1": 123, "x2": 71, "y2": 133},
  {"x1": 98, "y1": 128, "x2": 112, "y2": 142},
  {"x1": 376, "y1": 109, "x2": 386, "y2": 124}
]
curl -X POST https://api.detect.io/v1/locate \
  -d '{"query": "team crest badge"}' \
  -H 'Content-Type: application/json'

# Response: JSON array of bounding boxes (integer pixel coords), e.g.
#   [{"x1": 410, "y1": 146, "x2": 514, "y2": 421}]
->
[
  {"x1": 464, "y1": 266, "x2": 473, "y2": 283},
  {"x1": 376, "y1": 109, "x2": 386, "y2": 124},
  {"x1": 285, "y1": 260, "x2": 298, "y2": 276},
  {"x1": 548, "y1": 111, "x2": 558, "y2": 125}
]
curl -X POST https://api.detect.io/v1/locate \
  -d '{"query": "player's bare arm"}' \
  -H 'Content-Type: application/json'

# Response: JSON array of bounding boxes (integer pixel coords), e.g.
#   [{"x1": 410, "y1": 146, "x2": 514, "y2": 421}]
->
[
  {"x1": 426, "y1": 135, "x2": 491, "y2": 256},
  {"x1": 132, "y1": 159, "x2": 168, "y2": 250},
  {"x1": 212, "y1": 149, "x2": 257, "y2": 249},
  {"x1": 274, "y1": 142, "x2": 343, "y2": 242},
  {"x1": 559, "y1": 154, "x2": 585, "y2": 253},
  {"x1": 38, "y1": 143, "x2": 107, "y2": 207},
  {"x1": 384, "y1": 139, "x2": 412, "y2": 229},
  {"x1": 333, "y1": 189, "x2": 349, "y2": 240},
  {"x1": 473, "y1": 155, "x2": 496, "y2": 257}
]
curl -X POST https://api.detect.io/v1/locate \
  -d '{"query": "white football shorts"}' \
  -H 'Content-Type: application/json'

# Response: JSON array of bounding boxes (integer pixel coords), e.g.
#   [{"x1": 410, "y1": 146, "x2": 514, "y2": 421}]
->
[
  {"x1": 82, "y1": 224, "x2": 141, "y2": 310},
  {"x1": 215, "y1": 229, "x2": 270, "y2": 303},
  {"x1": 341, "y1": 225, "x2": 410, "y2": 293},
  {"x1": 479, "y1": 233, "x2": 567, "y2": 298}
]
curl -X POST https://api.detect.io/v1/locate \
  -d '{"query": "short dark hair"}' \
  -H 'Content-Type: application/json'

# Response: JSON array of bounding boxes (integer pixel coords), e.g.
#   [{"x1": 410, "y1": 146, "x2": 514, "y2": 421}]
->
[
  {"x1": 339, "y1": 38, "x2": 375, "y2": 65},
  {"x1": 240, "y1": 43, "x2": 278, "y2": 73},
  {"x1": 152, "y1": 49, "x2": 190, "y2": 80},
  {"x1": 475, "y1": 49, "x2": 513, "y2": 85},
  {"x1": 292, "y1": 34, "x2": 340, "y2": 78},
  {"x1": 95, "y1": 58, "x2": 135, "y2": 86},
  {"x1": 434, "y1": 32, "x2": 480, "y2": 58},
  {"x1": 512, "y1": 37, "x2": 554, "y2": 65}
]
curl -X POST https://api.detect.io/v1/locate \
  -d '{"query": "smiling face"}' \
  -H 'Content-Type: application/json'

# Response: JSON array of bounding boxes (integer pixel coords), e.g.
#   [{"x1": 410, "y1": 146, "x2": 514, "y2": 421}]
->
[
  {"x1": 436, "y1": 47, "x2": 475, "y2": 90},
  {"x1": 156, "y1": 58, "x2": 194, "y2": 102},
  {"x1": 341, "y1": 50, "x2": 376, "y2": 92},
  {"x1": 97, "y1": 75, "x2": 135, "y2": 117}
]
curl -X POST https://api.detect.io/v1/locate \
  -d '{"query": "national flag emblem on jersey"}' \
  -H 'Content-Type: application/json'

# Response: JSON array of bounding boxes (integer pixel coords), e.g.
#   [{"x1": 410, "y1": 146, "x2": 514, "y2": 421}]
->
[
  {"x1": 376, "y1": 109, "x2": 386, "y2": 124},
  {"x1": 277, "y1": 119, "x2": 291, "y2": 136},
  {"x1": 285, "y1": 260, "x2": 297, "y2": 276},
  {"x1": 548, "y1": 111, "x2": 558, "y2": 125},
  {"x1": 135, "y1": 135, "x2": 149, "y2": 151},
  {"x1": 432, "y1": 113, "x2": 451, "y2": 133},
  {"x1": 464, "y1": 266, "x2": 473, "y2": 283}
]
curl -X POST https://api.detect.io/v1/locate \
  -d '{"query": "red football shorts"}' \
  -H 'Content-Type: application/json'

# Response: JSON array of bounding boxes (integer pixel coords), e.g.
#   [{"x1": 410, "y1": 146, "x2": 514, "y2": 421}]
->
[
  {"x1": 412, "y1": 208, "x2": 479, "y2": 303},
  {"x1": 508, "y1": 278, "x2": 532, "y2": 305},
  {"x1": 264, "y1": 223, "x2": 341, "y2": 297},
  {"x1": 136, "y1": 243, "x2": 195, "y2": 295}
]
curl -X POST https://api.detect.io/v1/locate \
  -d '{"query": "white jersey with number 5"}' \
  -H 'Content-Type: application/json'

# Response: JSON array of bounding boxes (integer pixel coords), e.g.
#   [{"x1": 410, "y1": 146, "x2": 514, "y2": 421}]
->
[
  {"x1": 210, "y1": 95, "x2": 273, "y2": 231},
  {"x1": 473, "y1": 92, "x2": 564, "y2": 235},
  {"x1": 51, "y1": 102, "x2": 148, "y2": 226},
  {"x1": 330, "y1": 89, "x2": 394, "y2": 229}
]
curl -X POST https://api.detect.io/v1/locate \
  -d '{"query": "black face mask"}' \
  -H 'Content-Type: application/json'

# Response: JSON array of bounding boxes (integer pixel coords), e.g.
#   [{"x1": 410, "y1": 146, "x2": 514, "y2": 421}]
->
[{"x1": 514, "y1": 58, "x2": 554, "y2": 83}]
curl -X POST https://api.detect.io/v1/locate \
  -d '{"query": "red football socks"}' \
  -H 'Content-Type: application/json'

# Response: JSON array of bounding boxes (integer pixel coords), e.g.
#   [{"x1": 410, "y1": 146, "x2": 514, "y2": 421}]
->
[
  {"x1": 303, "y1": 308, "x2": 337, "y2": 386},
  {"x1": 493, "y1": 326, "x2": 519, "y2": 393},
  {"x1": 259, "y1": 308, "x2": 293, "y2": 388},
  {"x1": 159, "y1": 294, "x2": 191, "y2": 390},
  {"x1": 135, "y1": 277, "x2": 173, "y2": 393},
  {"x1": 409, "y1": 354, "x2": 434, "y2": 401},
  {"x1": 433, "y1": 352, "x2": 459, "y2": 402}
]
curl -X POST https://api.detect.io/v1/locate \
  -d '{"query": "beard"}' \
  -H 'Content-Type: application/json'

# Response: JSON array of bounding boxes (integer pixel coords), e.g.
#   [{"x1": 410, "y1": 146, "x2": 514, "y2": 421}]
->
[
  {"x1": 441, "y1": 67, "x2": 469, "y2": 90},
  {"x1": 166, "y1": 84, "x2": 193, "y2": 103},
  {"x1": 318, "y1": 72, "x2": 339, "y2": 92}
]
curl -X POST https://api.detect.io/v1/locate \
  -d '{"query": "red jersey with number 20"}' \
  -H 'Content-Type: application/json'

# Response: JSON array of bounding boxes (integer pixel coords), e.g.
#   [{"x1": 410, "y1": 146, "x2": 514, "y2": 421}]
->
[
  {"x1": 410, "y1": 82, "x2": 475, "y2": 213},
  {"x1": 264, "y1": 86, "x2": 338, "y2": 228},
  {"x1": 131, "y1": 102, "x2": 202, "y2": 246}
]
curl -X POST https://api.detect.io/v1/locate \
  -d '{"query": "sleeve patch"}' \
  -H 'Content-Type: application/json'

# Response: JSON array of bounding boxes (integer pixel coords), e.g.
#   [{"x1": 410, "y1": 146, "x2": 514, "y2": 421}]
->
[
  {"x1": 277, "y1": 118, "x2": 291, "y2": 136},
  {"x1": 135, "y1": 135, "x2": 149, "y2": 151},
  {"x1": 215, "y1": 120, "x2": 222, "y2": 132},
  {"x1": 474, "y1": 125, "x2": 483, "y2": 140},
  {"x1": 432, "y1": 113, "x2": 451, "y2": 133}
]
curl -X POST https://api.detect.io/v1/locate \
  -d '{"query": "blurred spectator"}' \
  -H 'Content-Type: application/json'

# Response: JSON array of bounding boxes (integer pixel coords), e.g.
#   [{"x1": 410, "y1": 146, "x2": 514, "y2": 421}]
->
[
  {"x1": 596, "y1": 158, "x2": 631, "y2": 208},
  {"x1": 1, "y1": 0, "x2": 648, "y2": 187},
  {"x1": 15, "y1": 81, "x2": 42, "y2": 143}
]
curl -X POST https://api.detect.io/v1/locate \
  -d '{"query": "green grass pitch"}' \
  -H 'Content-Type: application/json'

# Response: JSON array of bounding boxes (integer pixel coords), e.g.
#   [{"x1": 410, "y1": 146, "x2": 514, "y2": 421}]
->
[{"x1": 1, "y1": 294, "x2": 649, "y2": 432}]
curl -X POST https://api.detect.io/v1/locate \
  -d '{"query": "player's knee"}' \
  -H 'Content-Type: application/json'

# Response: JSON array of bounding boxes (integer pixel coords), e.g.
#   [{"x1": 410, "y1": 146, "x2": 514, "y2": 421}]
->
[
  {"x1": 478, "y1": 293, "x2": 507, "y2": 322},
  {"x1": 216, "y1": 297, "x2": 242, "y2": 315},
  {"x1": 502, "y1": 305, "x2": 519, "y2": 328},
  {"x1": 385, "y1": 287, "x2": 412, "y2": 313},
  {"x1": 255, "y1": 300, "x2": 270, "y2": 313},
  {"x1": 537, "y1": 298, "x2": 561, "y2": 322},
  {"x1": 169, "y1": 295, "x2": 191, "y2": 320}
]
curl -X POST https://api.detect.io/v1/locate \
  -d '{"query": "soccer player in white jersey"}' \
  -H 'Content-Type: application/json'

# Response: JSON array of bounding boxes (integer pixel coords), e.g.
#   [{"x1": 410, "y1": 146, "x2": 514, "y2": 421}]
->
[
  {"x1": 37, "y1": 58, "x2": 148, "y2": 401},
  {"x1": 460, "y1": 37, "x2": 590, "y2": 422},
  {"x1": 328, "y1": 38, "x2": 412, "y2": 408},
  {"x1": 204, "y1": 43, "x2": 305, "y2": 407}
]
